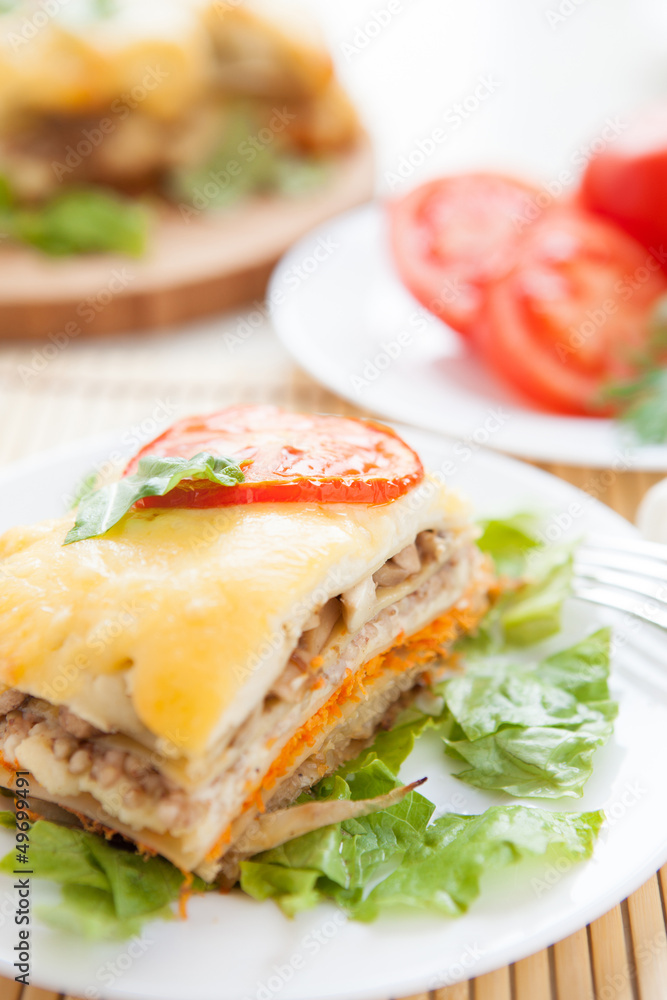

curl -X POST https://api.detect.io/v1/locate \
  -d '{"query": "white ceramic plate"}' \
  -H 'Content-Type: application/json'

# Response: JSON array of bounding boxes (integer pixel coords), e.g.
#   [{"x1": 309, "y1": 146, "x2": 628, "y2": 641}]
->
[
  {"x1": 0, "y1": 427, "x2": 666, "y2": 1000},
  {"x1": 269, "y1": 204, "x2": 667, "y2": 470}
]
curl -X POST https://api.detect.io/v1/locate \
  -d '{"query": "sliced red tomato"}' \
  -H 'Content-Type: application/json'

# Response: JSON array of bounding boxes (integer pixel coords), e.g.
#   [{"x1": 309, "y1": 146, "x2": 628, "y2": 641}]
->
[
  {"x1": 580, "y1": 105, "x2": 667, "y2": 260},
  {"x1": 471, "y1": 207, "x2": 667, "y2": 415},
  {"x1": 126, "y1": 405, "x2": 424, "y2": 507},
  {"x1": 388, "y1": 173, "x2": 540, "y2": 336}
]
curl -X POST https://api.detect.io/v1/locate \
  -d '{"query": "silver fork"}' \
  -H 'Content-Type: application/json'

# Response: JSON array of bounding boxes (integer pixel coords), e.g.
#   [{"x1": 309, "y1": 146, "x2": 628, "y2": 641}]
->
[{"x1": 573, "y1": 535, "x2": 667, "y2": 630}]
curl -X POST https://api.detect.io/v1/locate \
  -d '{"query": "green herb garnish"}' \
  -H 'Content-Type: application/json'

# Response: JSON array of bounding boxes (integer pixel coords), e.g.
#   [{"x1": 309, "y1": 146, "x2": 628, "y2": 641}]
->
[
  {"x1": 602, "y1": 293, "x2": 667, "y2": 444},
  {"x1": 172, "y1": 103, "x2": 328, "y2": 211},
  {"x1": 606, "y1": 368, "x2": 667, "y2": 444},
  {"x1": 64, "y1": 452, "x2": 245, "y2": 544},
  {"x1": 67, "y1": 469, "x2": 100, "y2": 511},
  {"x1": 12, "y1": 186, "x2": 149, "y2": 256},
  {"x1": 90, "y1": 0, "x2": 118, "y2": 17},
  {"x1": 0, "y1": 178, "x2": 150, "y2": 256}
]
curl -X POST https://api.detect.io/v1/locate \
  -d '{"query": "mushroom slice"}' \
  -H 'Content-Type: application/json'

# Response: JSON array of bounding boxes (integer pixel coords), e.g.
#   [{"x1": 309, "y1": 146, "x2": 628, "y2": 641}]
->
[
  {"x1": 270, "y1": 662, "x2": 309, "y2": 702},
  {"x1": 340, "y1": 576, "x2": 377, "y2": 632},
  {"x1": 234, "y1": 777, "x2": 427, "y2": 856},
  {"x1": 391, "y1": 542, "x2": 421, "y2": 574},
  {"x1": 372, "y1": 562, "x2": 410, "y2": 588},
  {"x1": 416, "y1": 530, "x2": 449, "y2": 564},
  {"x1": 373, "y1": 543, "x2": 422, "y2": 588},
  {"x1": 291, "y1": 598, "x2": 341, "y2": 669}
]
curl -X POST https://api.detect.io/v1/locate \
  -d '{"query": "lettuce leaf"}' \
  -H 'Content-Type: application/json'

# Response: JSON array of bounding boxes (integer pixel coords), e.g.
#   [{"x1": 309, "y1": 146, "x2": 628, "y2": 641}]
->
[
  {"x1": 499, "y1": 545, "x2": 574, "y2": 646},
  {"x1": 442, "y1": 630, "x2": 617, "y2": 797},
  {"x1": 241, "y1": 759, "x2": 435, "y2": 915},
  {"x1": 2, "y1": 821, "x2": 111, "y2": 891},
  {"x1": 348, "y1": 806, "x2": 603, "y2": 920},
  {"x1": 338, "y1": 706, "x2": 437, "y2": 777},
  {"x1": 236, "y1": 864, "x2": 322, "y2": 918},
  {"x1": 240, "y1": 759, "x2": 603, "y2": 918},
  {"x1": 84, "y1": 835, "x2": 186, "y2": 919},
  {"x1": 462, "y1": 516, "x2": 575, "y2": 653},
  {"x1": 0, "y1": 817, "x2": 201, "y2": 940},
  {"x1": 476, "y1": 513, "x2": 543, "y2": 576},
  {"x1": 36, "y1": 885, "x2": 172, "y2": 942}
]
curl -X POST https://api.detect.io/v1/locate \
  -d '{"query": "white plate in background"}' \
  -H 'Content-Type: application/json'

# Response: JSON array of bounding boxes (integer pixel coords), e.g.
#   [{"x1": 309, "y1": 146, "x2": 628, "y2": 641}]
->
[
  {"x1": 0, "y1": 426, "x2": 665, "y2": 999},
  {"x1": 269, "y1": 203, "x2": 667, "y2": 470}
]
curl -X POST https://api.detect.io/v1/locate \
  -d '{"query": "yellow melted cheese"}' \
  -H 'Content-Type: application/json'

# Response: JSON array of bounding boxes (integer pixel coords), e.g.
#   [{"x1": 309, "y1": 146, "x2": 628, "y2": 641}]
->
[{"x1": 0, "y1": 480, "x2": 465, "y2": 757}]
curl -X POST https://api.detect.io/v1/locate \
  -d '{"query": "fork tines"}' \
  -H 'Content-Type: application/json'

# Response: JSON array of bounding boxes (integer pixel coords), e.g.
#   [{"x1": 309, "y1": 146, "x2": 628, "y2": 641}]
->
[{"x1": 573, "y1": 534, "x2": 667, "y2": 630}]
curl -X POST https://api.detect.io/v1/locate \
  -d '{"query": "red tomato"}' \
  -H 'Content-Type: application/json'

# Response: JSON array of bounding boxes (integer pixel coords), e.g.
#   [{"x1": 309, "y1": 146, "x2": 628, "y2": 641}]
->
[
  {"x1": 580, "y1": 106, "x2": 667, "y2": 260},
  {"x1": 126, "y1": 405, "x2": 424, "y2": 507},
  {"x1": 472, "y1": 208, "x2": 667, "y2": 415},
  {"x1": 387, "y1": 173, "x2": 540, "y2": 335}
]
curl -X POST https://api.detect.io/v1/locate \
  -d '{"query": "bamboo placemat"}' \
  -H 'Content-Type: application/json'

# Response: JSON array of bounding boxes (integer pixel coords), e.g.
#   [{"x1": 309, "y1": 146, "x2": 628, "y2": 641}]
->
[{"x1": 0, "y1": 313, "x2": 665, "y2": 1000}]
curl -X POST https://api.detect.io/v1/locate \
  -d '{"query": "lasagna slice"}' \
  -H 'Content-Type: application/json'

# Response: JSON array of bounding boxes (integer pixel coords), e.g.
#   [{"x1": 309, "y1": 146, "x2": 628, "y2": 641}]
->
[{"x1": 0, "y1": 409, "x2": 493, "y2": 879}]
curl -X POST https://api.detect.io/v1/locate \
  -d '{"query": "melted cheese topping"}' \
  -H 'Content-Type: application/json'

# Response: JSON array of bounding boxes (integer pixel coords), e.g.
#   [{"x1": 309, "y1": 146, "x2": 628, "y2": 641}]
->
[{"x1": 0, "y1": 478, "x2": 467, "y2": 757}]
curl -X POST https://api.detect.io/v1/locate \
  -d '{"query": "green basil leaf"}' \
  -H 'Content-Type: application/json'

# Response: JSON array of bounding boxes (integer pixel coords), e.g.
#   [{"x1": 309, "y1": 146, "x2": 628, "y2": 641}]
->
[
  {"x1": 64, "y1": 451, "x2": 245, "y2": 544},
  {"x1": 67, "y1": 469, "x2": 99, "y2": 510}
]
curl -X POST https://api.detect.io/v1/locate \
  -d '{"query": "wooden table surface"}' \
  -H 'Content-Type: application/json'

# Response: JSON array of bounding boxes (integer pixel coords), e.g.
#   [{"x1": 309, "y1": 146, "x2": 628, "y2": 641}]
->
[{"x1": 0, "y1": 313, "x2": 664, "y2": 1000}]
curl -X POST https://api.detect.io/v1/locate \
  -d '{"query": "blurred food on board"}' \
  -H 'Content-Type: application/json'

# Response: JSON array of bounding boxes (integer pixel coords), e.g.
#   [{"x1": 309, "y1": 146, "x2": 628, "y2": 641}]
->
[
  {"x1": 0, "y1": 0, "x2": 360, "y2": 256},
  {"x1": 0, "y1": 0, "x2": 373, "y2": 338}
]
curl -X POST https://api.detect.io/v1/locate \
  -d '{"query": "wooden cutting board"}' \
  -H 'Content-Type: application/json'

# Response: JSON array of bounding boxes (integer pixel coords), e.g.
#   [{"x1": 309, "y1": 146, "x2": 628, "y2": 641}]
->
[{"x1": 0, "y1": 136, "x2": 373, "y2": 340}]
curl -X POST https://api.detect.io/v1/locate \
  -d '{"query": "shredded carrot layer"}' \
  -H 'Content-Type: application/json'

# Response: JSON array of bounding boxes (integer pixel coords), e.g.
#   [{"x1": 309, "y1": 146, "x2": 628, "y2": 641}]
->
[
  {"x1": 178, "y1": 875, "x2": 195, "y2": 918},
  {"x1": 204, "y1": 822, "x2": 233, "y2": 862},
  {"x1": 260, "y1": 589, "x2": 487, "y2": 793}
]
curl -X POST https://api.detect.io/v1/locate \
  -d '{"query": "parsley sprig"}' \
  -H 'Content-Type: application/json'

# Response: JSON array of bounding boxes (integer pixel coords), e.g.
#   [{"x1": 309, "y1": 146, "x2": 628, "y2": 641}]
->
[
  {"x1": 606, "y1": 369, "x2": 667, "y2": 444},
  {"x1": 604, "y1": 294, "x2": 667, "y2": 444}
]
